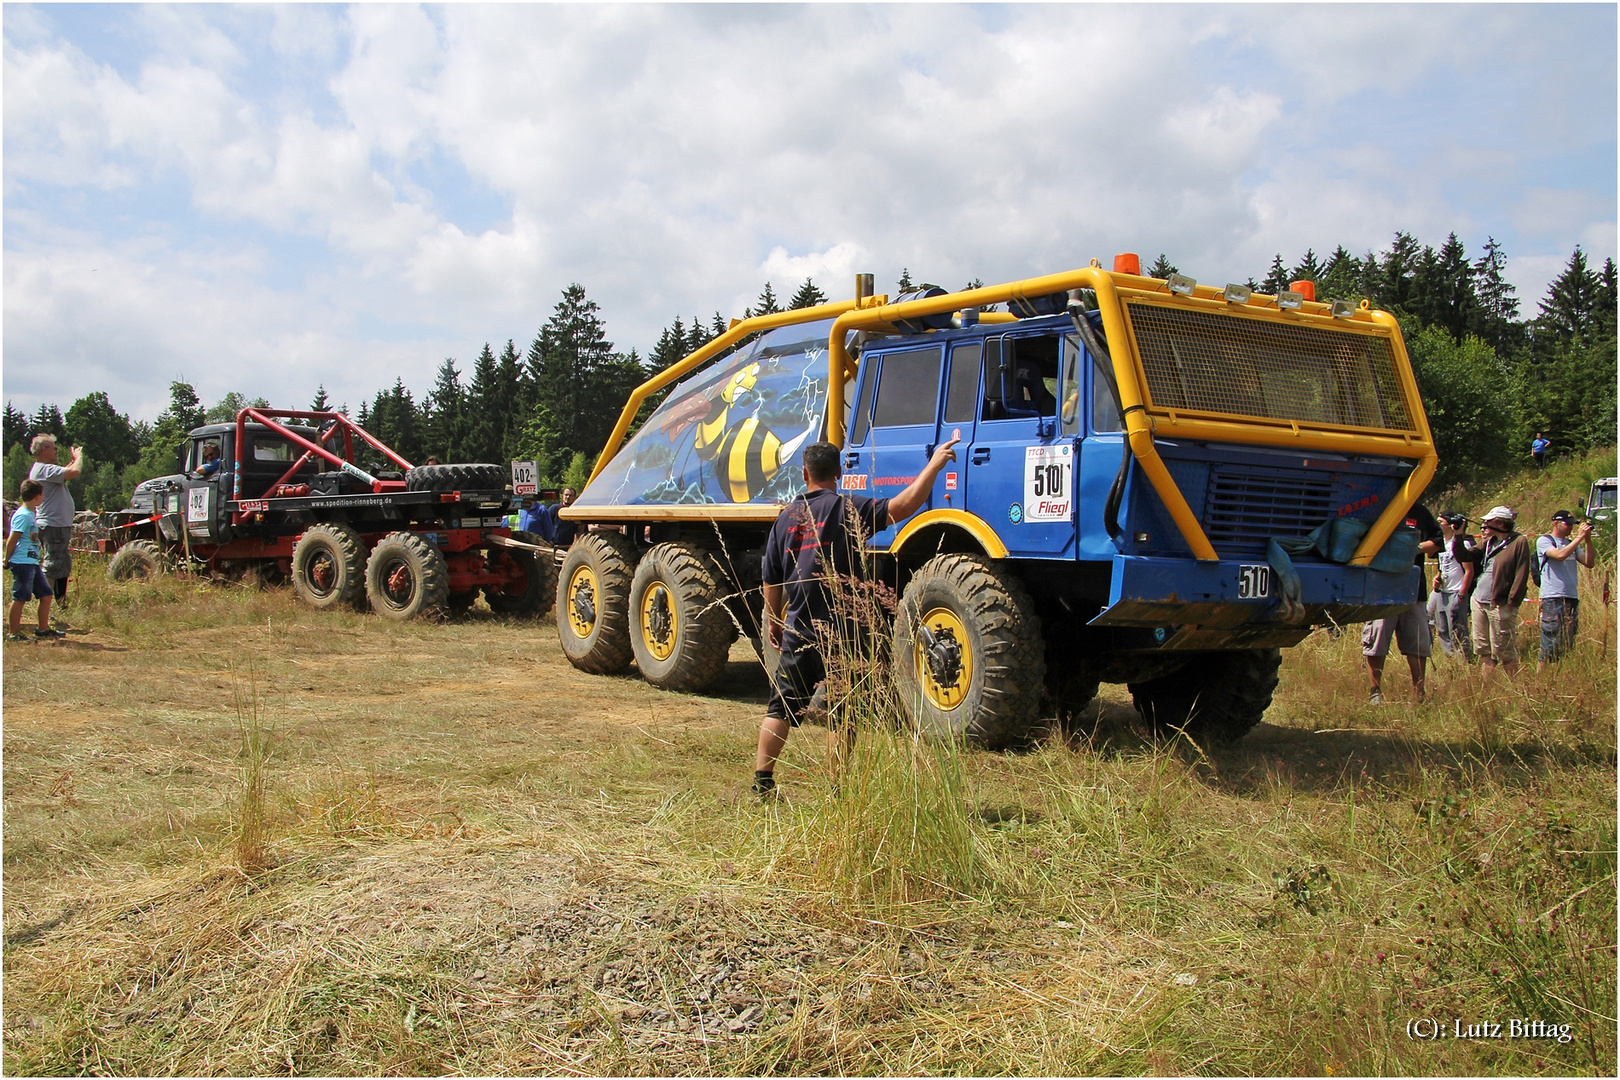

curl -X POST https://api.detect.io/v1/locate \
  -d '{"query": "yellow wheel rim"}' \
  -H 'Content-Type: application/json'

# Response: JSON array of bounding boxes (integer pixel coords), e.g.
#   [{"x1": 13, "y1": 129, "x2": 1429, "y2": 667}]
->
[
  {"x1": 567, "y1": 565, "x2": 599, "y2": 639},
  {"x1": 915, "y1": 606, "x2": 972, "y2": 712},
  {"x1": 640, "y1": 581, "x2": 678, "y2": 662}
]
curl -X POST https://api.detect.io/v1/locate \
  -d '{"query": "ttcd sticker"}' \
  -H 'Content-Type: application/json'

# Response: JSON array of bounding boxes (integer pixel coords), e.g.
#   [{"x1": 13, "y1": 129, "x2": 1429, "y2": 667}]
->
[{"x1": 1024, "y1": 444, "x2": 1072, "y2": 522}]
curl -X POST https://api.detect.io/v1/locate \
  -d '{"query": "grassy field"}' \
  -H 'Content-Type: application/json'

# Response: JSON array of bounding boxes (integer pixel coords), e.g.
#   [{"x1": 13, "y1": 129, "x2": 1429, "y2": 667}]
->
[{"x1": 3, "y1": 453, "x2": 1615, "y2": 1076}]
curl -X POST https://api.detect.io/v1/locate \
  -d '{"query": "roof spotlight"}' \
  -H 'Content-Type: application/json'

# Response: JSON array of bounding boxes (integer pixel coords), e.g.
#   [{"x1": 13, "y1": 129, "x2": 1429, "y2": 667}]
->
[
  {"x1": 1330, "y1": 299, "x2": 1357, "y2": 319},
  {"x1": 1223, "y1": 283, "x2": 1252, "y2": 305},
  {"x1": 1276, "y1": 290, "x2": 1305, "y2": 311},
  {"x1": 1167, "y1": 273, "x2": 1197, "y2": 296}
]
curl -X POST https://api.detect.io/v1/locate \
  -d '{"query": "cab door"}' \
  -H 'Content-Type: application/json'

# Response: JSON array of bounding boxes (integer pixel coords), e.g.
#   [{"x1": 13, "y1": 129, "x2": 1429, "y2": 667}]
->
[
  {"x1": 182, "y1": 434, "x2": 229, "y2": 544},
  {"x1": 933, "y1": 339, "x2": 982, "y2": 514},
  {"x1": 964, "y1": 330, "x2": 1077, "y2": 559},
  {"x1": 844, "y1": 344, "x2": 945, "y2": 547}
]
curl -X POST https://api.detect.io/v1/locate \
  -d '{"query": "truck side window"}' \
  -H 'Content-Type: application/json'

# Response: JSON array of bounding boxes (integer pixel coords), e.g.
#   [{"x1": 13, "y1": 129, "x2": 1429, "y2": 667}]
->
[
  {"x1": 849, "y1": 360, "x2": 879, "y2": 444},
  {"x1": 871, "y1": 347, "x2": 943, "y2": 428},
  {"x1": 943, "y1": 343, "x2": 981, "y2": 425},
  {"x1": 1058, "y1": 335, "x2": 1083, "y2": 435},
  {"x1": 981, "y1": 338, "x2": 1006, "y2": 421},
  {"x1": 999, "y1": 335, "x2": 1059, "y2": 418},
  {"x1": 1093, "y1": 348, "x2": 1123, "y2": 432}
]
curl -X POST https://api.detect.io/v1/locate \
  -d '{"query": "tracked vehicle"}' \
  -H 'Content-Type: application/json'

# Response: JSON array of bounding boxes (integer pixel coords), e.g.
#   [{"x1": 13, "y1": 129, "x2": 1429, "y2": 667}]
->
[
  {"x1": 105, "y1": 408, "x2": 552, "y2": 620},
  {"x1": 556, "y1": 258, "x2": 1438, "y2": 745}
]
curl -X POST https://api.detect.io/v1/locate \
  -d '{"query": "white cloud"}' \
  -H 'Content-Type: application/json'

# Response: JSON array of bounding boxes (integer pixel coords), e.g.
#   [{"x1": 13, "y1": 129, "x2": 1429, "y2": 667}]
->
[{"x1": 3, "y1": 4, "x2": 1613, "y2": 420}]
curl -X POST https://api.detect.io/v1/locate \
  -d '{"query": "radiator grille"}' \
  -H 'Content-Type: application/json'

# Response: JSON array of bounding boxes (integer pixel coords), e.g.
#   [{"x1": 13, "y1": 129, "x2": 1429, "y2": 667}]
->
[
  {"x1": 1125, "y1": 302, "x2": 1413, "y2": 431},
  {"x1": 1203, "y1": 466, "x2": 1337, "y2": 553}
]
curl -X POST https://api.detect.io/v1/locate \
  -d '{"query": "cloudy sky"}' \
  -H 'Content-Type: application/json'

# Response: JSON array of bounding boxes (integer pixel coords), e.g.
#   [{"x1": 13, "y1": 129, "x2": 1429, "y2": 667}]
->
[{"x1": 5, "y1": 3, "x2": 1615, "y2": 425}]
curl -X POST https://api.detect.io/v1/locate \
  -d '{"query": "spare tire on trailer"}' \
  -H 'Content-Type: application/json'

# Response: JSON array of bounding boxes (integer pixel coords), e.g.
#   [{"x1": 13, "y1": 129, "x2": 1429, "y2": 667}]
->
[
  {"x1": 1128, "y1": 648, "x2": 1282, "y2": 745},
  {"x1": 405, "y1": 463, "x2": 506, "y2": 494},
  {"x1": 557, "y1": 531, "x2": 637, "y2": 674},
  {"x1": 484, "y1": 530, "x2": 556, "y2": 617},
  {"x1": 292, "y1": 523, "x2": 367, "y2": 611},
  {"x1": 108, "y1": 539, "x2": 165, "y2": 582},
  {"x1": 365, "y1": 531, "x2": 450, "y2": 621}
]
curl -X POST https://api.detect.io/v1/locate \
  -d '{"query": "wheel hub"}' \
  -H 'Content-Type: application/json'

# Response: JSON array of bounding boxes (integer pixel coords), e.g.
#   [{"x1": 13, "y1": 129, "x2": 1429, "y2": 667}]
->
[
  {"x1": 309, "y1": 552, "x2": 336, "y2": 595},
  {"x1": 382, "y1": 560, "x2": 414, "y2": 606},
  {"x1": 568, "y1": 566, "x2": 598, "y2": 638},
  {"x1": 915, "y1": 607, "x2": 972, "y2": 711},
  {"x1": 641, "y1": 582, "x2": 676, "y2": 661}
]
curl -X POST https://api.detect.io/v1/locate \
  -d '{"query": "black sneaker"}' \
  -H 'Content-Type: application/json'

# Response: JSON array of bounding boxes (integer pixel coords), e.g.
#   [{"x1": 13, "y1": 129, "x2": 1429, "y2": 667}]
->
[
  {"x1": 34, "y1": 628, "x2": 65, "y2": 639},
  {"x1": 750, "y1": 773, "x2": 777, "y2": 801}
]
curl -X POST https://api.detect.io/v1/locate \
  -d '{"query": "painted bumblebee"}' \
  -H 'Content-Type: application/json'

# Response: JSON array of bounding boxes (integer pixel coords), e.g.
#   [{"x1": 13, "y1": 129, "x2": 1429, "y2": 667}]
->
[{"x1": 696, "y1": 364, "x2": 784, "y2": 503}]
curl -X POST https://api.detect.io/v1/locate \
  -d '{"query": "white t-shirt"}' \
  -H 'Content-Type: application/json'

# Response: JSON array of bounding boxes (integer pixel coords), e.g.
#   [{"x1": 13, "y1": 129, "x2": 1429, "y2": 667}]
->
[{"x1": 1437, "y1": 536, "x2": 1471, "y2": 593}]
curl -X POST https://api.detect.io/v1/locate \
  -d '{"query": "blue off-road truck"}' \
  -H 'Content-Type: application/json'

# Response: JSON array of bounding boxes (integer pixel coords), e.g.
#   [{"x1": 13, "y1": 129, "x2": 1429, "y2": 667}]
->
[{"x1": 554, "y1": 259, "x2": 1437, "y2": 747}]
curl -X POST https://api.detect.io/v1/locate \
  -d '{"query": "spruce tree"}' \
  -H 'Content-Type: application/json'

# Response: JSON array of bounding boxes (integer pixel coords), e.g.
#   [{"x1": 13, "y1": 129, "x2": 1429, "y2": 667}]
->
[
  {"x1": 1290, "y1": 248, "x2": 1324, "y2": 285},
  {"x1": 1147, "y1": 254, "x2": 1179, "y2": 280},
  {"x1": 4, "y1": 402, "x2": 31, "y2": 452},
  {"x1": 30, "y1": 404, "x2": 66, "y2": 443},
  {"x1": 897, "y1": 267, "x2": 915, "y2": 292},
  {"x1": 1317, "y1": 246, "x2": 1362, "y2": 302},
  {"x1": 464, "y1": 343, "x2": 501, "y2": 463},
  {"x1": 496, "y1": 339, "x2": 524, "y2": 462},
  {"x1": 1375, "y1": 232, "x2": 1421, "y2": 314},
  {"x1": 1469, "y1": 237, "x2": 1521, "y2": 355},
  {"x1": 1535, "y1": 246, "x2": 1601, "y2": 349},
  {"x1": 750, "y1": 282, "x2": 782, "y2": 317},
  {"x1": 311, "y1": 385, "x2": 331, "y2": 411},
  {"x1": 1259, "y1": 255, "x2": 1290, "y2": 294},
  {"x1": 788, "y1": 278, "x2": 828, "y2": 309},
  {"x1": 425, "y1": 357, "x2": 466, "y2": 463},
  {"x1": 521, "y1": 284, "x2": 630, "y2": 480}
]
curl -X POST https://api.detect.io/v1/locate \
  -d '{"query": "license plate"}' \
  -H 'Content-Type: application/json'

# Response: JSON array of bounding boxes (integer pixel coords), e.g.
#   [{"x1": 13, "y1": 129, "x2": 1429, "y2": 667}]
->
[{"x1": 1238, "y1": 564, "x2": 1271, "y2": 599}]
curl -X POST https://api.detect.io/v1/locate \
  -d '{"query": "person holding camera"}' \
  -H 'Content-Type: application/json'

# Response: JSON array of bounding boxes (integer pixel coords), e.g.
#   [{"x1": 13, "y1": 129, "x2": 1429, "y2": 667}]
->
[{"x1": 1536, "y1": 509, "x2": 1595, "y2": 668}]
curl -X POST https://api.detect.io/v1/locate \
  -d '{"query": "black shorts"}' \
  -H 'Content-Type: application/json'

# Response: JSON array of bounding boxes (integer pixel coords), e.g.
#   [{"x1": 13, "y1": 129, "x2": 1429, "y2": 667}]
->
[{"x1": 766, "y1": 646, "x2": 826, "y2": 727}]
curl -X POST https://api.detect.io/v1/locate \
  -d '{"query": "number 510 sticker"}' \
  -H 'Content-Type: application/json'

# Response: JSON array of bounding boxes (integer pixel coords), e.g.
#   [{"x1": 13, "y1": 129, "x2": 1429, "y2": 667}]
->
[{"x1": 1023, "y1": 444, "x2": 1072, "y2": 522}]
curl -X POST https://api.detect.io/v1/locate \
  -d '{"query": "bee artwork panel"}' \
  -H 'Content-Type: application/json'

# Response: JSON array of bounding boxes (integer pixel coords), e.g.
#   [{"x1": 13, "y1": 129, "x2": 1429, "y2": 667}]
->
[{"x1": 575, "y1": 318, "x2": 841, "y2": 508}]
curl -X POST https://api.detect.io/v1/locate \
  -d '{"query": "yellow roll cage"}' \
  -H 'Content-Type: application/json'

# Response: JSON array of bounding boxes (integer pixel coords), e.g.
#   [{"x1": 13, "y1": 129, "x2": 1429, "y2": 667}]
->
[{"x1": 581, "y1": 264, "x2": 1436, "y2": 567}]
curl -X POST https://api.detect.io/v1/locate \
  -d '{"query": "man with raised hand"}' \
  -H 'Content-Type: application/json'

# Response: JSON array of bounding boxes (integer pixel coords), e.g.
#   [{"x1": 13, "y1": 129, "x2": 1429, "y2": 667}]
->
[
  {"x1": 1536, "y1": 509, "x2": 1595, "y2": 669},
  {"x1": 752, "y1": 431, "x2": 961, "y2": 799},
  {"x1": 27, "y1": 434, "x2": 82, "y2": 623}
]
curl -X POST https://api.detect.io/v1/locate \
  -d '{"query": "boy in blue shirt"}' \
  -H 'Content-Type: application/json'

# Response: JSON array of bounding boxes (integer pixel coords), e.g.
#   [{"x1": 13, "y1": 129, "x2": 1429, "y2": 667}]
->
[{"x1": 6, "y1": 479, "x2": 61, "y2": 640}]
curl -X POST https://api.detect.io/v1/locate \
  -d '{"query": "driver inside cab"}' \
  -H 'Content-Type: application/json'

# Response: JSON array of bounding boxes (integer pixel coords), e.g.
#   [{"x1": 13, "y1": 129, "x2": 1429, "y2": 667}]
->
[{"x1": 195, "y1": 441, "x2": 224, "y2": 478}]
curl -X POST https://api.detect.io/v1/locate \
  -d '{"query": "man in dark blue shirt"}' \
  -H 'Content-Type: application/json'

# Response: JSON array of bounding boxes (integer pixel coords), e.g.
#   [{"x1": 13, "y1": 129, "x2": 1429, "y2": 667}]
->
[{"x1": 753, "y1": 432, "x2": 960, "y2": 797}]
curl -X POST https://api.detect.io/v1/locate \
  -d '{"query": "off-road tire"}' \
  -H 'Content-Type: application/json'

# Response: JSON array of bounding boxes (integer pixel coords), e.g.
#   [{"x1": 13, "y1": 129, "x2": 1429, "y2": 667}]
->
[
  {"x1": 485, "y1": 531, "x2": 556, "y2": 617},
  {"x1": 628, "y1": 543, "x2": 735, "y2": 692},
  {"x1": 1128, "y1": 648, "x2": 1281, "y2": 745},
  {"x1": 365, "y1": 532, "x2": 450, "y2": 620},
  {"x1": 892, "y1": 553, "x2": 1045, "y2": 749},
  {"x1": 557, "y1": 531, "x2": 637, "y2": 674},
  {"x1": 292, "y1": 524, "x2": 367, "y2": 611},
  {"x1": 405, "y1": 463, "x2": 506, "y2": 494},
  {"x1": 108, "y1": 539, "x2": 164, "y2": 581}
]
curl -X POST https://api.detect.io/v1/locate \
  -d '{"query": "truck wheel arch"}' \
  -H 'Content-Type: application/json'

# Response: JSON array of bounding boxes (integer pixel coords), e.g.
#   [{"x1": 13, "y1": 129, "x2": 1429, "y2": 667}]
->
[{"x1": 889, "y1": 509, "x2": 1009, "y2": 562}]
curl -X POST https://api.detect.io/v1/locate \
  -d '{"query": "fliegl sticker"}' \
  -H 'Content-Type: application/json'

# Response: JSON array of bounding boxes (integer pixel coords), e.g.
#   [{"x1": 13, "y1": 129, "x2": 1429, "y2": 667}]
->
[{"x1": 1024, "y1": 444, "x2": 1073, "y2": 522}]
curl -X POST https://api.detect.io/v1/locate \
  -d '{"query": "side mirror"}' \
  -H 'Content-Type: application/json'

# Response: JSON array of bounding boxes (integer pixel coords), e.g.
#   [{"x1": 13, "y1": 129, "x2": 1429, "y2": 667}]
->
[{"x1": 1578, "y1": 497, "x2": 1586, "y2": 509}]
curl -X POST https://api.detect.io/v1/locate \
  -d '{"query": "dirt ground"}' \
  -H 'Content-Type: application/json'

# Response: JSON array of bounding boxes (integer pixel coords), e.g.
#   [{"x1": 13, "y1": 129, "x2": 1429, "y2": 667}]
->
[{"x1": 3, "y1": 573, "x2": 1615, "y2": 1075}]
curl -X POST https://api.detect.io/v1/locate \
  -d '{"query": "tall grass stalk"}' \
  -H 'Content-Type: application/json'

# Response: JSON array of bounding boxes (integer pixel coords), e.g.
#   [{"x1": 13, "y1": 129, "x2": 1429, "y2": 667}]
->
[{"x1": 231, "y1": 664, "x2": 277, "y2": 874}]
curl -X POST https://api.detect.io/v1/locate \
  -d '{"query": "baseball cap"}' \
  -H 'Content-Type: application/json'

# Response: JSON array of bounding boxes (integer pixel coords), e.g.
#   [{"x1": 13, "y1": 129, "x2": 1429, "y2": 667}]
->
[
  {"x1": 1482, "y1": 505, "x2": 1516, "y2": 526},
  {"x1": 1551, "y1": 510, "x2": 1578, "y2": 524}
]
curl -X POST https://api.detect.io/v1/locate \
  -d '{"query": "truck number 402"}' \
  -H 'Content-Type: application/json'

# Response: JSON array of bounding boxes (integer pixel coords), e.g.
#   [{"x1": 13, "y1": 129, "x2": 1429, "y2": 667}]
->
[{"x1": 1031, "y1": 463, "x2": 1065, "y2": 498}]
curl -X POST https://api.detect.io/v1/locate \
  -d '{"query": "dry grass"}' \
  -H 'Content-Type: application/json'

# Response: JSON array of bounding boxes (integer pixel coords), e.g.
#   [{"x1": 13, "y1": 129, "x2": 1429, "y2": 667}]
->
[{"x1": 3, "y1": 487, "x2": 1615, "y2": 1074}]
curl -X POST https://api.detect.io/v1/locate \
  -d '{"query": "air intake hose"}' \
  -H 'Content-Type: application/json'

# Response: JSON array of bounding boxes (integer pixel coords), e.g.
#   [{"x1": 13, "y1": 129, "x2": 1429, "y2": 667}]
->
[{"x1": 1067, "y1": 293, "x2": 1133, "y2": 542}]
